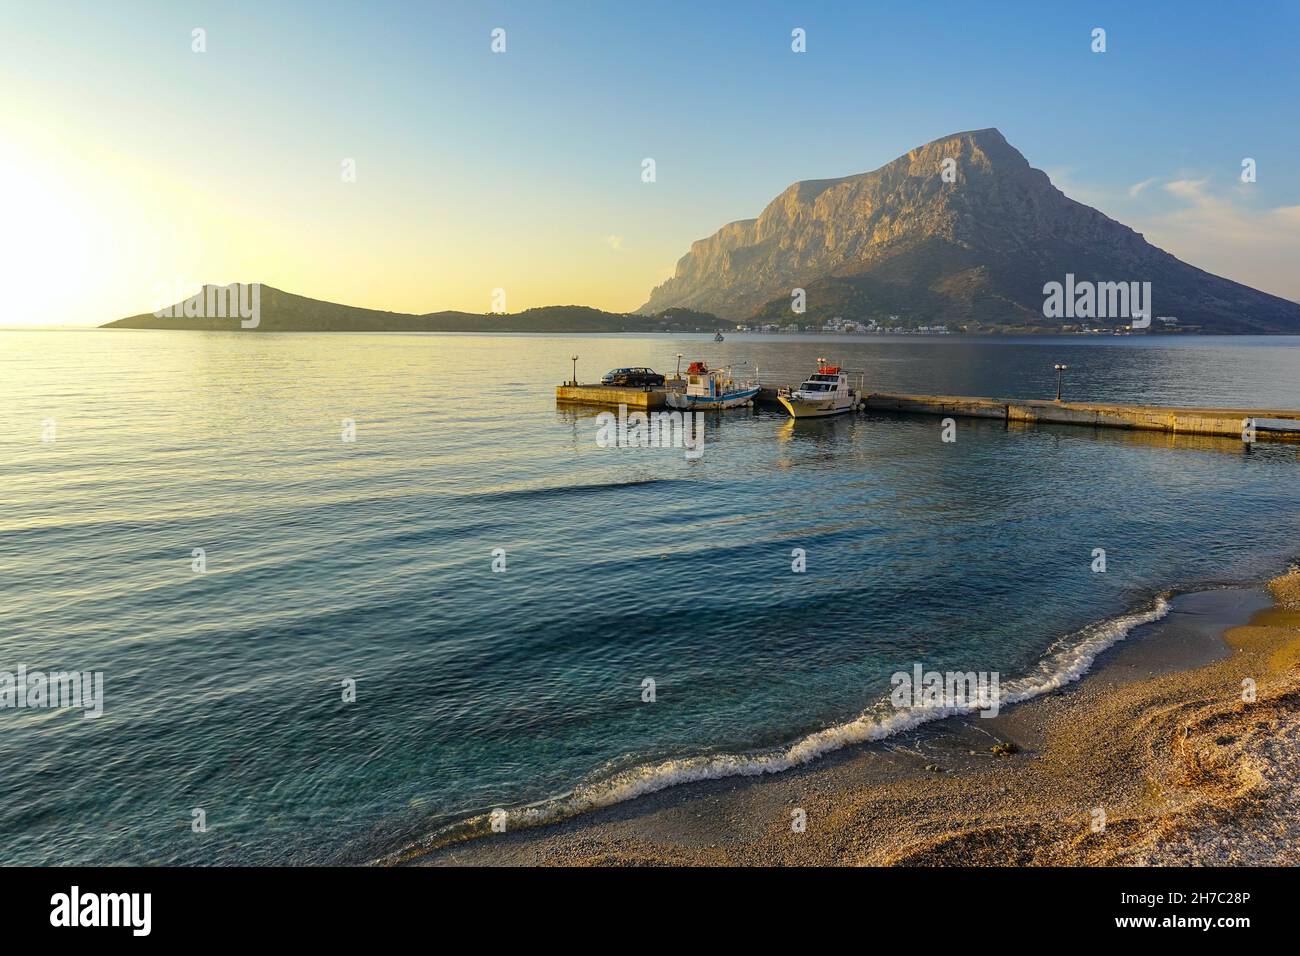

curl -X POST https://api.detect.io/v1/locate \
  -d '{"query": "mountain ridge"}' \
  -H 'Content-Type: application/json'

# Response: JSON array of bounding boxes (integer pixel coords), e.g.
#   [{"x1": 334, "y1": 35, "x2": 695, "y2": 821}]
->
[{"x1": 638, "y1": 128, "x2": 1300, "y2": 333}]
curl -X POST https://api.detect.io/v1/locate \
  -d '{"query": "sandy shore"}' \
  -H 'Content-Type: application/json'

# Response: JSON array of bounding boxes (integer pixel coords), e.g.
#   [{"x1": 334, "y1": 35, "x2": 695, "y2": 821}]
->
[{"x1": 405, "y1": 570, "x2": 1300, "y2": 866}]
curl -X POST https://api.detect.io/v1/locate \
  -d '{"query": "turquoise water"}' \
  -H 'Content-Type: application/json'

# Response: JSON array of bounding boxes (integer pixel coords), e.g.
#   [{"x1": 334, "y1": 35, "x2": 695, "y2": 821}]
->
[{"x1": 1, "y1": 330, "x2": 1298, "y2": 864}]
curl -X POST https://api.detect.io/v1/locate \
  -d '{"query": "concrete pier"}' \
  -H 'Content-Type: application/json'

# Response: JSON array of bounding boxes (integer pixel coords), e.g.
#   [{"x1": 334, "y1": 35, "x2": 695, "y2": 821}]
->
[
  {"x1": 754, "y1": 386, "x2": 1300, "y2": 442},
  {"x1": 555, "y1": 383, "x2": 668, "y2": 410}
]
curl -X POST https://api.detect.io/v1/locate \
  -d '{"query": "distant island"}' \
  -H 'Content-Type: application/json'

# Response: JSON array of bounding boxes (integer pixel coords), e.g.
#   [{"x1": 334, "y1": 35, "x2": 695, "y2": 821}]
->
[
  {"x1": 103, "y1": 286, "x2": 729, "y2": 334},
  {"x1": 102, "y1": 282, "x2": 1293, "y2": 335},
  {"x1": 104, "y1": 278, "x2": 1300, "y2": 338}
]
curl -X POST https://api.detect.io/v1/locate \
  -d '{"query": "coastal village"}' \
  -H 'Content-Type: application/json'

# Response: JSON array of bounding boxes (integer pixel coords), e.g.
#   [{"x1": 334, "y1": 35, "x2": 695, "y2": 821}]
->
[{"x1": 657, "y1": 311, "x2": 1197, "y2": 336}]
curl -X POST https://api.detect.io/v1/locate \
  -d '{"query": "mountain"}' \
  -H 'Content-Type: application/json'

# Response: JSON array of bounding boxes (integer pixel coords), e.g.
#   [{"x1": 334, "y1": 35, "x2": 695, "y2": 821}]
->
[
  {"x1": 103, "y1": 285, "x2": 726, "y2": 332},
  {"x1": 638, "y1": 128, "x2": 1300, "y2": 333}
]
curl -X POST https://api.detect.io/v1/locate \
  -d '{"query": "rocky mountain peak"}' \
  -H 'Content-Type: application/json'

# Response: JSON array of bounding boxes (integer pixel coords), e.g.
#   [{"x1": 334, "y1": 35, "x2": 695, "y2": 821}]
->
[{"x1": 639, "y1": 129, "x2": 1300, "y2": 333}]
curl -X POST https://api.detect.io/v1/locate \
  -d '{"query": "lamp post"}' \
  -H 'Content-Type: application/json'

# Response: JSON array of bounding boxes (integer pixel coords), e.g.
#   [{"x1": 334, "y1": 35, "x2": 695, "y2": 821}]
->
[
  {"x1": 675, "y1": 353, "x2": 683, "y2": 379},
  {"x1": 570, "y1": 354, "x2": 579, "y2": 386},
  {"x1": 1054, "y1": 363, "x2": 1068, "y2": 402}
]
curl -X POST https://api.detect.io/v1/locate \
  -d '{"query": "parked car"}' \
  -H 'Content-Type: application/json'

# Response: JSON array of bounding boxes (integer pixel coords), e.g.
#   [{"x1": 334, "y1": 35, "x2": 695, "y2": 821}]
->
[{"x1": 600, "y1": 367, "x2": 665, "y2": 387}]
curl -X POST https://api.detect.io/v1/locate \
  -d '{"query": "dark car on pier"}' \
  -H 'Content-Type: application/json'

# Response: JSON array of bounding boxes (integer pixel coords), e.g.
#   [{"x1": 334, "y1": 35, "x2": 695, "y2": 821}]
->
[{"x1": 601, "y1": 367, "x2": 665, "y2": 387}]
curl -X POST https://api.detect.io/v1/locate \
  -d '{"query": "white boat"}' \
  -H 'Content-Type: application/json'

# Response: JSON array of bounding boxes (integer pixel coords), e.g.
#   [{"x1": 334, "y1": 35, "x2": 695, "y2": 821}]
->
[
  {"x1": 777, "y1": 363, "x2": 860, "y2": 418},
  {"x1": 666, "y1": 361, "x2": 759, "y2": 410}
]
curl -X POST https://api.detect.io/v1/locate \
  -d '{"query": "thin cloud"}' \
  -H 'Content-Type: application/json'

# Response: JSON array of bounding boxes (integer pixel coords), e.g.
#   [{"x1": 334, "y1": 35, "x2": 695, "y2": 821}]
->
[
  {"x1": 1141, "y1": 178, "x2": 1300, "y2": 302},
  {"x1": 1162, "y1": 178, "x2": 1209, "y2": 201},
  {"x1": 1127, "y1": 176, "x2": 1159, "y2": 198}
]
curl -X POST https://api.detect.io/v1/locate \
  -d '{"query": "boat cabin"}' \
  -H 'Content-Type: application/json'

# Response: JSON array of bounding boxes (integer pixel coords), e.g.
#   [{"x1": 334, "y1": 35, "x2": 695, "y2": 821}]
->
[
  {"x1": 686, "y1": 361, "x2": 726, "y2": 398},
  {"x1": 798, "y1": 365, "x2": 848, "y2": 394}
]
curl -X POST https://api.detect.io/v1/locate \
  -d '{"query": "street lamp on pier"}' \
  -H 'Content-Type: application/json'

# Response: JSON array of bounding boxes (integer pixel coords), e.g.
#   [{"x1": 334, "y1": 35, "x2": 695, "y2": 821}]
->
[
  {"x1": 570, "y1": 354, "x2": 579, "y2": 386},
  {"x1": 1054, "y1": 363, "x2": 1068, "y2": 402}
]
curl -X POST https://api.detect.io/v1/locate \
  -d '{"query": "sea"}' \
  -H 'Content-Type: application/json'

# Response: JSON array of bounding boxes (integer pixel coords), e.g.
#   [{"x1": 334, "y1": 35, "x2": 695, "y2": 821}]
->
[{"x1": 1, "y1": 329, "x2": 1298, "y2": 864}]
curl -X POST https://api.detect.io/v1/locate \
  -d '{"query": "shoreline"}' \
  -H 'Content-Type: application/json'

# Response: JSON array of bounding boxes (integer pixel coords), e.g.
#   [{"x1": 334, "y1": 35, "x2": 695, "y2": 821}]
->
[{"x1": 402, "y1": 570, "x2": 1300, "y2": 866}]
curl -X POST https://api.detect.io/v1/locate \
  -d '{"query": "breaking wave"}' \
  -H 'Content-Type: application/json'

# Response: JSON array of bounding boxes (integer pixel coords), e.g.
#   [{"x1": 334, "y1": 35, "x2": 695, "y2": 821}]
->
[{"x1": 384, "y1": 592, "x2": 1173, "y2": 862}]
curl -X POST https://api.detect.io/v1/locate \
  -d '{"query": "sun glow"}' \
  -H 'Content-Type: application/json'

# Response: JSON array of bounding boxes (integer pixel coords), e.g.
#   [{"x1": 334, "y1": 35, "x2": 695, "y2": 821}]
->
[
  {"x1": 0, "y1": 143, "x2": 101, "y2": 327},
  {"x1": 0, "y1": 125, "x2": 218, "y2": 328}
]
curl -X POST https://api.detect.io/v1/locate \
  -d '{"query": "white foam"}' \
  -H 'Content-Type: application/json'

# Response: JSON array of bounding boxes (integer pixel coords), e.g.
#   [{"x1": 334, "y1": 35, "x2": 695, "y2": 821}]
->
[{"x1": 395, "y1": 594, "x2": 1173, "y2": 858}]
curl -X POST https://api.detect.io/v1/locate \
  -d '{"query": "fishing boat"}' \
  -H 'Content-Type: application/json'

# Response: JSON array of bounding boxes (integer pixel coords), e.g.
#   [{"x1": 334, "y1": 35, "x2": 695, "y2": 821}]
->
[
  {"x1": 666, "y1": 361, "x2": 759, "y2": 410},
  {"x1": 714, "y1": 331, "x2": 725, "y2": 342},
  {"x1": 777, "y1": 361, "x2": 861, "y2": 418}
]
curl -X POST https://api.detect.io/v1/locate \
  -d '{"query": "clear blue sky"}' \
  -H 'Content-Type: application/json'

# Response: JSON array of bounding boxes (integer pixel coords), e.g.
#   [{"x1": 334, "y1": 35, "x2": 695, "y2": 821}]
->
[{"x1": 2, "y1": 0, "x2": 1298, "y2": 323}]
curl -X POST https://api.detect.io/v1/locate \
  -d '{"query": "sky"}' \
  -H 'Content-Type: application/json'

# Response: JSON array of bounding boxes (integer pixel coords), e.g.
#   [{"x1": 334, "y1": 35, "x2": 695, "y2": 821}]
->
[{"x1": 2, "y1": 0, "x2": 1298, "y2": 326}]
